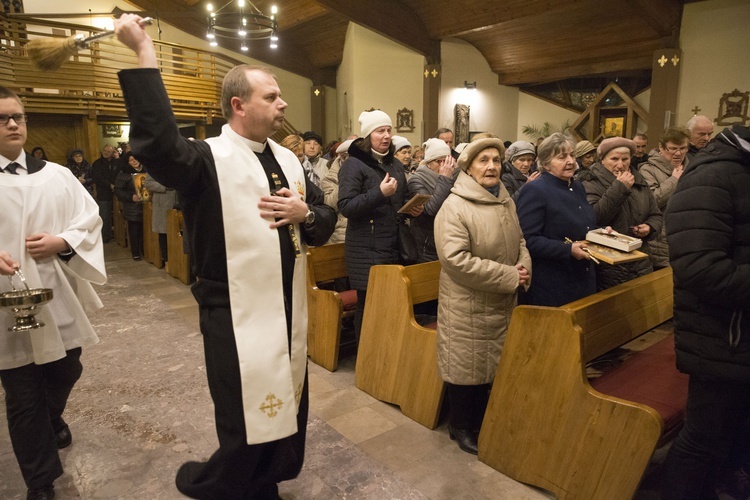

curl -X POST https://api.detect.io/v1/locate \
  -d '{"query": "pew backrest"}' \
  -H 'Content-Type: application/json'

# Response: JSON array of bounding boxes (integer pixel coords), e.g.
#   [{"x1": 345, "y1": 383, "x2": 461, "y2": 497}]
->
[{"x1": 355, "y1": 261, "x2": 444, "y2": 429}]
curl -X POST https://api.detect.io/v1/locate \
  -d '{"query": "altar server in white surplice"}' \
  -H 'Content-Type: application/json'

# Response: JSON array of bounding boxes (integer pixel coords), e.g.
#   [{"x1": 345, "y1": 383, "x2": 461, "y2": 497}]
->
[
  {"x1": 114, "y1": 15, "x2": 336, "y2": 499},
  {"x1": 0, "y1": 86, "x2": 106, "y2": 500}
]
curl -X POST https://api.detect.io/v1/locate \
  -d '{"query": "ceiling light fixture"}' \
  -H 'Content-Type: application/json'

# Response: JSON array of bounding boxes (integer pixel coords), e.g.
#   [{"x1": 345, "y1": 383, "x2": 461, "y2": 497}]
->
[{"x1": 205, "y1": 1, "x2": 279, "y2": 51}]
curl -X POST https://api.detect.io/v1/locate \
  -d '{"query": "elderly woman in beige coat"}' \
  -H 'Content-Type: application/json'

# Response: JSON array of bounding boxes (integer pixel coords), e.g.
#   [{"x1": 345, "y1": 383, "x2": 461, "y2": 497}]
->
[{"x1": 434, "y1": 138, "x2": 532, "y2": 455}]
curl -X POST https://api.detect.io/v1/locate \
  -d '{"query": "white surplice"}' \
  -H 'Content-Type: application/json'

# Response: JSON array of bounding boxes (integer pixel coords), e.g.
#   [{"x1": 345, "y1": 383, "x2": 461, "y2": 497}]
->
[
  {"x1": 0, "y1": 162, "x2": 106, "y2": 370},
  {"x1": 207, "y1": 125, "x2": 308, "y2": 445}
]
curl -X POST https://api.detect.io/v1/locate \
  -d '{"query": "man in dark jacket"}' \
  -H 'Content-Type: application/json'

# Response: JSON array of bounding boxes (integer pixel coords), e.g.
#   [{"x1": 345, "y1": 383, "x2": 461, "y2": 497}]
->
[
  {"x1": 661, "y1": 124, "x2": 750, "y2": 499},
  {"x1": 90, "y1": 144, "x2": 119, "y2": 242}
]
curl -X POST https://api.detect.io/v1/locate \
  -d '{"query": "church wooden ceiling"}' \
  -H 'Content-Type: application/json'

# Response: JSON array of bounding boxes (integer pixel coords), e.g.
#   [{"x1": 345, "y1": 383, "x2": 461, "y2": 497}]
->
[{"x1": 124, "y1": 0, "x2": 689, "y2": 88}]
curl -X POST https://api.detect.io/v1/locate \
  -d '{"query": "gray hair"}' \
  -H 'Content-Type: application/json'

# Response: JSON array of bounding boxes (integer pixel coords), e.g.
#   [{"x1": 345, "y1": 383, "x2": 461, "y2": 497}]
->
[
  {"x1": 536, "y1": 133, "x2": 577, "y2": 171},
  {"x1": 685, "y1": 115, "x2": 712, "y2": 132}
]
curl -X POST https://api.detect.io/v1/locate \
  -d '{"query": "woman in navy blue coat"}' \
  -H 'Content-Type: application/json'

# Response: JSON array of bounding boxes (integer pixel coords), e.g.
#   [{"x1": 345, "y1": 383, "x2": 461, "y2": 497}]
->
[
  {"x1": 338, "y1": 110, "x2": 421, "y2": 338},
  {"x1": 515, "y1": 133, "x2": 597, "y2": 306}
]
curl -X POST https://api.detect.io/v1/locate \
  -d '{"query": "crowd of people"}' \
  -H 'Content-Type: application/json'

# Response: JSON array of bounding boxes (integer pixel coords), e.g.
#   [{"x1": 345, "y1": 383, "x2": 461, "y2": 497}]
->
[{"x1": 1, "y1": 12, "x2": 747, "y2": 500}]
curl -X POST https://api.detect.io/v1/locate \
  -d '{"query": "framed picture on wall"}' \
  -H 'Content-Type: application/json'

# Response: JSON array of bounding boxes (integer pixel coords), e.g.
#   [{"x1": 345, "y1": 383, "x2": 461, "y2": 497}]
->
[
  {"x1": 102, "y1": 124, "x2": 122, "y2": 138},
  {"x1": 602, "y1": 117, "x2": 625, "y2": 138}
]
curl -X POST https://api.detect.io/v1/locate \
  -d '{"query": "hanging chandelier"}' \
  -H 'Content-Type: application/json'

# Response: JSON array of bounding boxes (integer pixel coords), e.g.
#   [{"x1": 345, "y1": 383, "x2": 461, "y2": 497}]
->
[{"x1": 205, "y1": 0, "x2": 278, "y2": 52}]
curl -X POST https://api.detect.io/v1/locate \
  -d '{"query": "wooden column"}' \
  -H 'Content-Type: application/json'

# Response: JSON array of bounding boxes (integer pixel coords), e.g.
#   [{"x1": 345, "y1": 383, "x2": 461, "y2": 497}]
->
[
  {"x1": 311, "y1": 84, "x2": 326, "y2": 140},
  {"x1": 82, "y1": 115, "x2": 99, "y2": 164},
  {"x1": 423, "y1": 64, "x2": 441, "y2": 142},
  {"x1": 647, "y1": 48, "x2": 681, "y2": 150},
  {"x1": 194, "y1": 123, "x2": 206, "y2": 141}
]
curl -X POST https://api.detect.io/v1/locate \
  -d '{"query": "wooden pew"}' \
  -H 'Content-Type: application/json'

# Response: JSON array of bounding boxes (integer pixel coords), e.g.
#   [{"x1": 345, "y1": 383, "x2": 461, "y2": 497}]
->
[
  {"x1": 113, "y1": 196, "x2": 127, "y2": 248},
  {"x1": 166, "y1": 209, "x2": 192, "y2": 285},
  {"x1": 142, "y1": 201, "x2": 162, "y2": 268},
  {"x1": 478, "y1": 268, "x2": 688, "y2": 500},
  {"x1": 306, "y1": 243, "x2": 356, "y2": 372},
  {"x1": 355, "y1": 261, "x2": 444, "y2": 429}
]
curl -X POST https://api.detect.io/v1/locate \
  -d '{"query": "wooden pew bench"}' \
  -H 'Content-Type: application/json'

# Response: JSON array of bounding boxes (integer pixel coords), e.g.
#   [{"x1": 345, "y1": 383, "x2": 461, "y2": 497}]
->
[
  {"x1": 306, "y1": 243, "x2": 357, "y2": 372},
  {"x1": 166, "y1": 209, "x2": 192, "y2": 285},
  {"x1": 478, "y1": 267, "x2": 688, "y2": 500},
  {"x1": 142, "y1": 201, "x2": 163, "y2": 268},
  {"x1": 355, "y1": 261, "x2": 443, "y2": 429}
]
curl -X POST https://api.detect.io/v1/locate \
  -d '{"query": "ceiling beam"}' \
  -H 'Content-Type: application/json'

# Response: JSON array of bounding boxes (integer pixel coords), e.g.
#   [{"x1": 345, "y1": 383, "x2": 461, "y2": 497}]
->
[
  {"x1": 497, "y1": 55, "x2": 653, "y2": 86},
  {"x1": 427, "y1": 0, "x2": 604, "y2": 38},
  {"x1": 313, "y1": 0, "x2": 434, "y2": 58},
  {"x1": 622, "y1": 0, "x2": 682, "y2": 39}
]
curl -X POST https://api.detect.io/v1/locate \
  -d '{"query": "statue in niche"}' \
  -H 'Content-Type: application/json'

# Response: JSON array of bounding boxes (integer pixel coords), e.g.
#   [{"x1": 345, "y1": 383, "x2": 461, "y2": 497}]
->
[{"x1": 454, "y1": 104, "x2": 470, "y2": 144}]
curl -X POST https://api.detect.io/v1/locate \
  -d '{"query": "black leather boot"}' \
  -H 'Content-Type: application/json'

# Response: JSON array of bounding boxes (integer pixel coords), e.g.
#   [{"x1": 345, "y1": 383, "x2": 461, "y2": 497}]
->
[{"x1": 449, "y1": 425, "x2": 478, "y2": 455}]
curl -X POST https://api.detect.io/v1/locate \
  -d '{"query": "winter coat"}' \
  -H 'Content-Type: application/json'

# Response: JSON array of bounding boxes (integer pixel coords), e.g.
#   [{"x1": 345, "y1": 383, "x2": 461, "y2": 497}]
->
[
  {"x1": 91, "y1": 156, "x2": 120, "y2": 201},
  {"x1": 144, "y1": 174, "x2": 176, "y2": 234},
  {"x1": 114, "y1": 166, "x2": 145, "y2": 222},
  {"x1": 639, "y1": 152, "x2": 686, "y2": 269},
  {"x1": 320, "y1": 156, "x2": 347, "y2": 245},
  {"x1": 407, "y1": 164, "x2": 457, "y2": 262},
  {"x1": 435, "y1": 171, "x2": 531, "y2": 385},
  {"x1": 580, "y1": 163, "x2": 661, "y2": 290},
  {"x1": 666, "y1": 125, "x2": 750, "y2": 382},
  {"x1": 338, "y1": 140, "x2": 409, "y2": 290},
  {"x1": 65, "y1": 160, "x2": 94, "y2": 195},
  {"x1": 516, "y1": 172, "x2": 597, "y2": 306},
  {"x1": 501, "y1": 161, "x2": 527, "y2": 201}
]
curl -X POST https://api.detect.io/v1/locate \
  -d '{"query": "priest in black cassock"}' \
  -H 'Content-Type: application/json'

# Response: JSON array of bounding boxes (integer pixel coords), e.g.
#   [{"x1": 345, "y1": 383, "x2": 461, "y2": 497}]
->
[{"x1": 114, "y1": 15, "x2": 336, "y2": 499}]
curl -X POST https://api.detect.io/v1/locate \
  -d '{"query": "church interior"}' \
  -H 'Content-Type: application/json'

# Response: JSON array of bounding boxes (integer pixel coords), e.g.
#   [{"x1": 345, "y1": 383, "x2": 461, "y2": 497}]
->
[{"x1": 1, "y1": 0, "x2": 749, "y2": 498}]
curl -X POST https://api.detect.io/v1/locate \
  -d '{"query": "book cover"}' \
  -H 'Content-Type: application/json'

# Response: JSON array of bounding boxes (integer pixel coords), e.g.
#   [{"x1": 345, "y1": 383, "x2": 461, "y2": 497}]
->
[
  {"x1": 585, "y1": 242, "x2": 649, "y2": 265},
  {"x1": 398, "y1": 194, "x2": 431, "y2": 214}
]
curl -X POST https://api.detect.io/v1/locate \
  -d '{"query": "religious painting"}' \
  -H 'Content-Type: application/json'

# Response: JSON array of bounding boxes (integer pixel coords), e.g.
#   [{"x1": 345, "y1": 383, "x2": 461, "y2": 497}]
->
[
  {"x1": 602, "y1": 117, "x2": 625, "y2": 138},
  {"x1": 103, "y1": 124, "x2": 122, "y2": 138},
  {"x1": 396, "y1": 108, "x2": 415, "y2": 132},
  {"x1": 132, "y1": 173, "x2": 151, "y2": 202},
  {"x1": 716, "y1": 89, "x2": 749, "y2": 126}
]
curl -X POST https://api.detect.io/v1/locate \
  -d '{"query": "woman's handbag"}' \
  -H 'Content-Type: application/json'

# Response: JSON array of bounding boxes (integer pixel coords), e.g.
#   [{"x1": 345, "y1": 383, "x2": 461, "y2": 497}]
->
[{"x1": 397, "y1": 218, "x2": 419, "y2": 265}]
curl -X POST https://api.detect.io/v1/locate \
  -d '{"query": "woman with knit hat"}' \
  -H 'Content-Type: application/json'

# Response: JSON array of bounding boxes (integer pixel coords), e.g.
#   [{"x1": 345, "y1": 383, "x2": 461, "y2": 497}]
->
[
  {"x1": 434, "y1": 138, "x2": 531, "y2": 454},
  {"x1": 338, "y1": 110, "x2": 424, "y2": 339},
  {"x1": 501, "y1": 140, "x2": 540, "y2": 200},
  {"x1": 391, "y1": 135, "x2": 413, "y2": 177},
  {"x1": 407, "y1": 137, "x2": 458, "y2": 262},
  {"x1": 579, "y1": 137, "x2": 662, "y2": 290}
]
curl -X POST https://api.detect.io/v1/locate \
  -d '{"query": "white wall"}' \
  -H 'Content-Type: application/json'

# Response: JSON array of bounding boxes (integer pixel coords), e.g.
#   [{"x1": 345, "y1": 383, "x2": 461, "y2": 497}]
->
[
  {"x1": 516, "y1": 93, "x2": 580, "y2": 142},
  {"x1": 440, "y1": 38, "x2": 519, "y2": 142},
  {"x1": 336, "y1": 23, "x2": 424, "y2": 146},
  {"x1": 676, "y1": 0, "x2": 750, "y2": 129}
]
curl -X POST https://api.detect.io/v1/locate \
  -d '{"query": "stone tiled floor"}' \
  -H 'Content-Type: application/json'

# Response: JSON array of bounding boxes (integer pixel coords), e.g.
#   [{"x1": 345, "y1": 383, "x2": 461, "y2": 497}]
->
[{"x1": 1, "y1": 242, "x2": 688, "y2": 499}]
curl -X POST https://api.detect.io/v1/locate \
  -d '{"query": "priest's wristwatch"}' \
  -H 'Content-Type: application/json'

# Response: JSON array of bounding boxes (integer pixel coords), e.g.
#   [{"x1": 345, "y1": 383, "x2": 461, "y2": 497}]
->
[{"x1": 304, "y1": 206, "x2": 315, "y2": 227}]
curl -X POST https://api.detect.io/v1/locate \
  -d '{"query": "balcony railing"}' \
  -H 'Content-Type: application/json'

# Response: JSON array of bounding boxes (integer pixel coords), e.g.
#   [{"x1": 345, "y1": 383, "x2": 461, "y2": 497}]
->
[{"x1": 0, "y1": 15, "x2": 210, "y2": 121}]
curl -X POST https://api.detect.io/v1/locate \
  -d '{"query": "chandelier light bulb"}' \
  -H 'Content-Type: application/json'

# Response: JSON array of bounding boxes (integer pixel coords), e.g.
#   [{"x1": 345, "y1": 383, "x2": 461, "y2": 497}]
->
[
  {"x1": 205, "y1": 1, "x2": 279, "y2": 51},
  {"x1": 210, "y1": 39, "x2": 218, "y2": 47}
]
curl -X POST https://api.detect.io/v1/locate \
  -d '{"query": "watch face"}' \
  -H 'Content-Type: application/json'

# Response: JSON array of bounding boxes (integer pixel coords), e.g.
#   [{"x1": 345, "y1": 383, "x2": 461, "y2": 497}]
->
[{"x1": 305, "y1": 210, "x2": 315, "y2": 224}]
